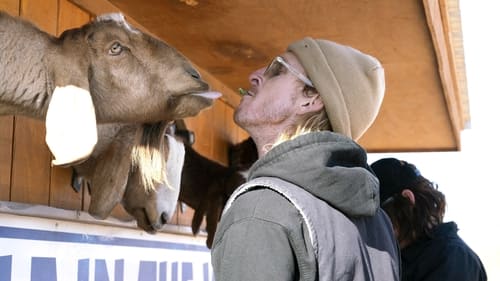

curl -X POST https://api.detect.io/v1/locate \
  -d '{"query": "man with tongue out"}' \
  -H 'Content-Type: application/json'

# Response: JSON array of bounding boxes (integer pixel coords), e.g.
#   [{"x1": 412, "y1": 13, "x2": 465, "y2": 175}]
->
[{"x1": 211, "y1": 37, "x2": 401, "y2": 281}]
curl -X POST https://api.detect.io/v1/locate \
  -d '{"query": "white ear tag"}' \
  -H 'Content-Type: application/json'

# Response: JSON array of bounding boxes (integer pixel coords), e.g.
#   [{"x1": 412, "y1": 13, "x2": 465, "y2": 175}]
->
[{"x1": 45, "y1": 85, "x2": 98, "y2": 166}]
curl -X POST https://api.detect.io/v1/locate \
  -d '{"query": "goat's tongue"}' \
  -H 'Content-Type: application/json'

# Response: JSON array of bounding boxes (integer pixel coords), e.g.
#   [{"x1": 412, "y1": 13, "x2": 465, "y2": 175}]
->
[{"x1": 192, "y1": 91, "x2": 222, "y2": 100}]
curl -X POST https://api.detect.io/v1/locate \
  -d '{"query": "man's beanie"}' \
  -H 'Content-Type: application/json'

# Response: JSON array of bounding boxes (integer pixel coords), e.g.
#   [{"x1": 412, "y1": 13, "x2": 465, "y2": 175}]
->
[
  {"x1": 370, "y1": 158, "x2": 421, "y2": 204},
  {"x1": 288, "y1": 37, "x2": 385, "y2": 140}
]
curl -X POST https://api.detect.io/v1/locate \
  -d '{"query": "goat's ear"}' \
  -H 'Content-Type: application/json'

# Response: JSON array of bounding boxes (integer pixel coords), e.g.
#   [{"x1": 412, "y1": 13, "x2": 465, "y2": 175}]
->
[
  {"x1": 46, "y1": 85, "x2": 97, "y2": 166},
  {"x1": 88, "y1": 126, "x2": 136, "y2": 219}
]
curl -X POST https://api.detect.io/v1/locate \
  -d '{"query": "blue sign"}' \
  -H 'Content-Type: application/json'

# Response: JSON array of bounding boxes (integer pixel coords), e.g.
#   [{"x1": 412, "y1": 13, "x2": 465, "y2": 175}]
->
[{"x1": 0, "y1": 213, "x2": 212, "y2": 281}]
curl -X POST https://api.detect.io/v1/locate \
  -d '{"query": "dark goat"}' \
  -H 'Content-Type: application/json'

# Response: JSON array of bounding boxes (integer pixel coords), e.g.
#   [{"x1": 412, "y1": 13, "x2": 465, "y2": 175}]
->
[
  {"x1": 176, "y1": 122, "x2": 257, "y2": 248},
  {"x1": 180, "y1": 145, "x2": 245, "y2": 248}
]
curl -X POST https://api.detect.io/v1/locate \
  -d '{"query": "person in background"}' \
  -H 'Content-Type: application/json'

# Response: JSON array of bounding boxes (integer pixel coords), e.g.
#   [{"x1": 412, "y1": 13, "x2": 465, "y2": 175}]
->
[
  {"x1": 211, "y1": 37, "x2": 400, "y2": 280},
  {"x1": 370, "y1": 157, "x2": 487, "y2": 281}
]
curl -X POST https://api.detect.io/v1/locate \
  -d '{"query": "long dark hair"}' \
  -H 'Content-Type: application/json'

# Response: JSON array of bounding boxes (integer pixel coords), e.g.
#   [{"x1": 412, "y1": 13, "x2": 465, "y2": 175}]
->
[{"x1": 382, "y1": 176, "x2": 446, "y2": 245}]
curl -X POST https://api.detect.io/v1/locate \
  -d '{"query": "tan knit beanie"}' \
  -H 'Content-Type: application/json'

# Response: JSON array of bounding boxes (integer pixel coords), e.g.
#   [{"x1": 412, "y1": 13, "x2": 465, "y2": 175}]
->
[{"x1": 287, "y1": 37, "x2": 385, "y2": 140}]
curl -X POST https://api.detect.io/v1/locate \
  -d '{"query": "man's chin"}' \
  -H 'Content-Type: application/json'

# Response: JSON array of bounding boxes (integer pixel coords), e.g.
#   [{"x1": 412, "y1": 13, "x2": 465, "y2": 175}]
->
[
  {"x1": 234, "y1": 115, "x2": 251, "y2": 129},
  {"x1": 233, "y1": 110, "x2": 243, "y2": 125}
]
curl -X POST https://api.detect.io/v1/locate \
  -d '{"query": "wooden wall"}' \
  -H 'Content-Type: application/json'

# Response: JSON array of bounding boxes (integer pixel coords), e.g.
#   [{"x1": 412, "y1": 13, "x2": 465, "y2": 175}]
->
[{"x1": 0, "y1": 0, "x2": 247, "y2": 231}]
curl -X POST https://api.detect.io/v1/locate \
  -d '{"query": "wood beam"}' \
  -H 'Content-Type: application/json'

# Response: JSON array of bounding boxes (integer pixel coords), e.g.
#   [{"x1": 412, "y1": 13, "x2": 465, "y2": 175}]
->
[{"x1": 423, "y1": 0, "x2": 464, "y2": 149}]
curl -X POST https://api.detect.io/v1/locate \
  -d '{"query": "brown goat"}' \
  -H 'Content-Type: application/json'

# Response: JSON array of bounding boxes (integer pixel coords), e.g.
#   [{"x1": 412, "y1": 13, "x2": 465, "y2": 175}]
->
[
  {"x1": 0, "y1": 11, "x2": 217, "y2": 123},
  {"x1": 1, "y1": 12, "x2": 220, "y2": 232},
  {"x1": 0, "y1": 11, "x2": 220, "y2": 165}
]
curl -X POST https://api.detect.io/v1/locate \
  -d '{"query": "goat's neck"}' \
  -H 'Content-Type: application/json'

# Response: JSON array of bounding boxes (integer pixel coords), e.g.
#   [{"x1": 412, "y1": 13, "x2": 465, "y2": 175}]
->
[
  {"x1": 0, "y1": 15, "x2": 55, "y2": 119},
  {"x1": 0, "y1": 13, "x2": 89, "y2": 120}
]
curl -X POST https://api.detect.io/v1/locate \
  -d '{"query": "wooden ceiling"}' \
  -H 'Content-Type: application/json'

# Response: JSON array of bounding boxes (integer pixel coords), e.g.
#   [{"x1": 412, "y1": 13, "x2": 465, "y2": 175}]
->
[{"x1": 71, "y1": 0, "x2": 469, "y2": 152}]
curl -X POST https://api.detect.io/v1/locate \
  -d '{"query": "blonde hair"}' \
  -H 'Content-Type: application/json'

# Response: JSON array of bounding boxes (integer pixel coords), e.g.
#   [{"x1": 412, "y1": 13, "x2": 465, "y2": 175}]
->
[
  {"x1": 131, "y1": 122, "x2": 170, "y2": 193},
  {"x1": 272, "y1": 86, "x2": 331, "y2": 148}
]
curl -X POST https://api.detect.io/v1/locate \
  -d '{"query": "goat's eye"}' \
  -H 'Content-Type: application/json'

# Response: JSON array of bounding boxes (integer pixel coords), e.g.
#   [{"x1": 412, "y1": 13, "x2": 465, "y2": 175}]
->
[{"x1": 109, "y1": 42, "x2": 123, "y2": 56}]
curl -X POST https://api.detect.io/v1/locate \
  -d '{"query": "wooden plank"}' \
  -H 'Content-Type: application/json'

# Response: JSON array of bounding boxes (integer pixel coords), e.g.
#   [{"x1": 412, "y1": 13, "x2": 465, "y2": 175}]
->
[
  {"x1": 10, "y1": 117, "x2": 52, "y2": 205},
  {"x1": 48, "y1": 0, "x2": 90, "y2": 210},
  {"x1": 212, "y1": 100, "x2": 229, "y2": 165},
  {"x1": 82, "y1": 178, "x2": 91, "y2": 211},
  {"x1": 423, "y1": 0, "x2": 462, "y2": 149},
  {"x1": 444, "y1": 0, "x2": 469, "y2": 127},
  {"x1": 0, "y1": 201, "x2": 146, "y2": 230},
  {"x1": 224, "y1": 105, "x2": 250, "y2": 145},
  {"x1": 186, "y1": 108, "x2": 214, "y2": 158},
  {"x1": 176, "y1": 204, "x2": 196, "y2": 229},
  {"x1": 0, "y1": 0, "x2": 20, "y2": 203},
  {"x1": 11, "y1": 0, "x2": 58, "y2": 205},
  {"x1": 56, "y1": 0, "x2": 90, "y2": 36},
  {"x1": 20, "y1": 0, "x2": 58, "y2": 30},
  {"x1": 0, "y1": 0, "x2": 19, "y2": 15},
  {"x1": 225, "y1": 106, "x2": 239, "y2": 145},
  {"x1": 0, "y1": 117, "x2": 13, "y2": 201},
  {"x1": 237, "y1": 126, "x2": 249, "y2": 144}
]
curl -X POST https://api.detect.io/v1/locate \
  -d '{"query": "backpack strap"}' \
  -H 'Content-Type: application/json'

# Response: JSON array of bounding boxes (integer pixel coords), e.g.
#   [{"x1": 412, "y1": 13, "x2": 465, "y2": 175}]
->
[{"x1": 223, "y1": 177, "x2": 320, "y2": 257}]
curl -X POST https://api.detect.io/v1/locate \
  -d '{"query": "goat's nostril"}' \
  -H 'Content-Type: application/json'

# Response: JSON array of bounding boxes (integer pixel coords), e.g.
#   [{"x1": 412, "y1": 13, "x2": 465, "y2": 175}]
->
[
  {"x1": 186, "y1": 67, "x2": 201, "y2": 80},
  {"x1": 161, "y1": 212, "x2": 170, "y2": 224}
]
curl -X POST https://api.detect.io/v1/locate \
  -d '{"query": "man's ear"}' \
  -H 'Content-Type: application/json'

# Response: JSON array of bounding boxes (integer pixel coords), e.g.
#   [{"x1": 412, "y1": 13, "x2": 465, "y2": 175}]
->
[
  {"x1": 298, "y1": 94, "x2": 324, "y2": 115},
  {"x1": 401, "y1": 189, "x2": 416, "y2": 205}
]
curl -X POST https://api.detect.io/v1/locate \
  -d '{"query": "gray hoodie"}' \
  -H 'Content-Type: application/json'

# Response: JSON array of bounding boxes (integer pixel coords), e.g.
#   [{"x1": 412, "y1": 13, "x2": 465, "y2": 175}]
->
[{"x1": 211, "y1": 132, "x2": 400, "y2": 281}]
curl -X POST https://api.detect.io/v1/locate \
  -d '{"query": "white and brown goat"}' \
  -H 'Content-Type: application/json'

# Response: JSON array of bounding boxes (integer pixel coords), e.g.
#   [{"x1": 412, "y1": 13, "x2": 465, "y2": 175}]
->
[
  {"x1": 0, "y1": 11, "x2": 220, "y2": 232},
  {"x1": 72, "y1": 122, "x2": 187, "y2": 232}
]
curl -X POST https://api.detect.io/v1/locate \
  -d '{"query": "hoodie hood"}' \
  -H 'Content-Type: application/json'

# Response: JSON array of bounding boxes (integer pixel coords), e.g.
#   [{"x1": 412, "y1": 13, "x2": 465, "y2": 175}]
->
[{"x1": 248, "y1": 131, "x2": 379, "y2": 216}]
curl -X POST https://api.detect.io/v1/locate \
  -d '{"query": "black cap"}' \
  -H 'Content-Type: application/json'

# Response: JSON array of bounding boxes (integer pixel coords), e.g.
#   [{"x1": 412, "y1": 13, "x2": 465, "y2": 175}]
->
[{"x1": 370, "y1": 158, "x2": 421, "y2": 204}]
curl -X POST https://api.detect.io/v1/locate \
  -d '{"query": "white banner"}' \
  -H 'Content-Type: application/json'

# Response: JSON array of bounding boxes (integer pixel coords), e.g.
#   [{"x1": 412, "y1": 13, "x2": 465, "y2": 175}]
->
[{"x1": 0, "y1": 212, "x2": 212, "y2": 281}]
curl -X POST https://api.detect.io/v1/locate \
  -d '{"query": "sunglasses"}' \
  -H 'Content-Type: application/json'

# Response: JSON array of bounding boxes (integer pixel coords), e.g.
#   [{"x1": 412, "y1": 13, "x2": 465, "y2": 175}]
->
[{"x1": 263, "y1": 56, "x2": 314, "y2": 88}]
